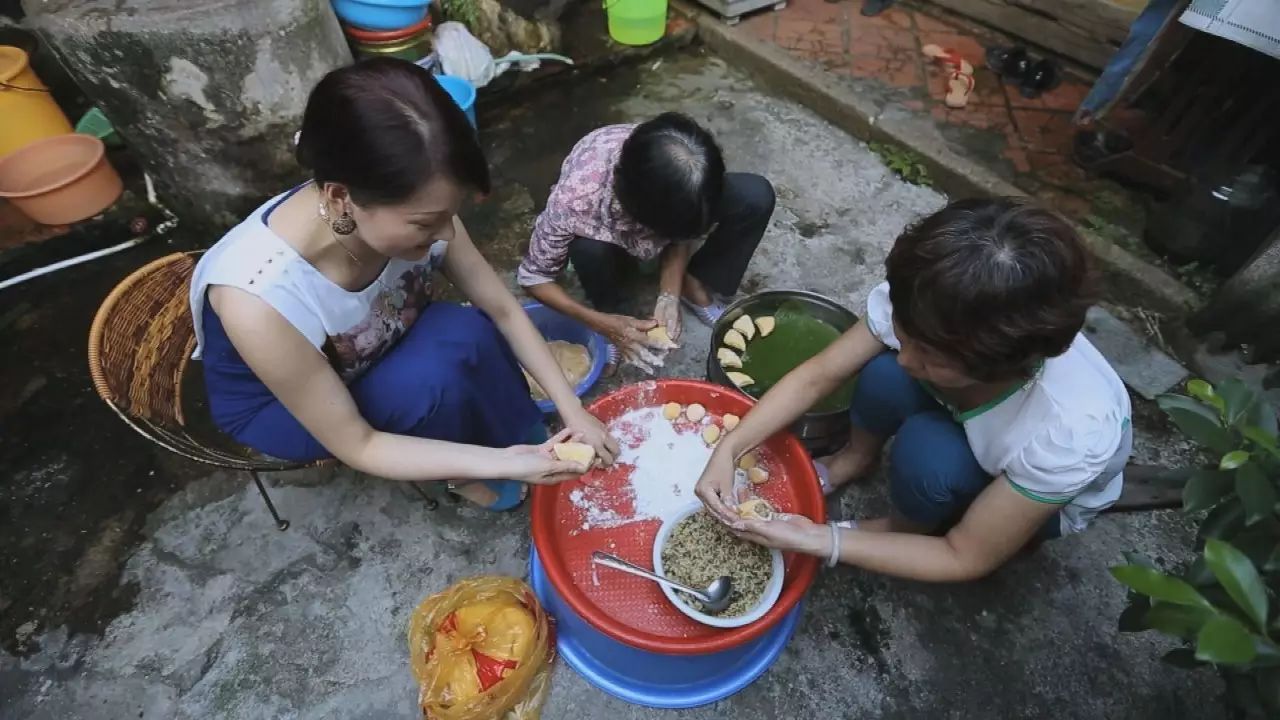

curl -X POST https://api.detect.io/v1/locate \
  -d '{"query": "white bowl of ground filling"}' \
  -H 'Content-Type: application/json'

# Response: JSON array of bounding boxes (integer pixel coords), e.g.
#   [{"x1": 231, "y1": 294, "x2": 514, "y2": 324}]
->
[{"x1": 653, "y1": 502, "x2": 785, "y2": 628}]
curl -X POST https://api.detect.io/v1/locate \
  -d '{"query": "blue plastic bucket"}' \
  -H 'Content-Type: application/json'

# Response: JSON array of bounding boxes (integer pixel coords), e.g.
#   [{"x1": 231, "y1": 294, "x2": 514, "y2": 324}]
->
[
  {"x1": 529, "y1": 549, "x2": 801, "y2": 708},
  {"x1": 332, "y1": 0, "x2": 430, "y2": 31},
  {"x1": 434, "y1": 74, "x2": 477, "y2": 128},
  {"x1": 522, "y1": 302, "x2": 608, "y2": 413}
]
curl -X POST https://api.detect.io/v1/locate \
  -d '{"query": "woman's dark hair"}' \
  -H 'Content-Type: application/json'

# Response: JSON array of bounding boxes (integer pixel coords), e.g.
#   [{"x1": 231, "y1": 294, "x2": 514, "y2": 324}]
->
[
  {"x1": 885, "y1": 198, "x2": 1096, "y2": 382},
  {"x1": 296, "y1": 58, "x2": 489, "y2": 206},
  {"x1": 614, "y1": 112, "x2": 725, "y2": 240}
]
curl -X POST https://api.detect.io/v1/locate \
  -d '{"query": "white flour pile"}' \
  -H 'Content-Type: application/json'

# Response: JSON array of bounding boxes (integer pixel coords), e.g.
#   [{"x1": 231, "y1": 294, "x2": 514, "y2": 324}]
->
[{"x1": 569, "y1": 406, "x2": 713, "y2": 529}]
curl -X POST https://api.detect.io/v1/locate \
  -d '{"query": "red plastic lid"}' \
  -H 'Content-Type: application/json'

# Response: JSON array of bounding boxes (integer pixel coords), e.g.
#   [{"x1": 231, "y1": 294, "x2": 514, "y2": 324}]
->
[{"x1": 530, "y1": 379, "x2": 825, "y2": 655}]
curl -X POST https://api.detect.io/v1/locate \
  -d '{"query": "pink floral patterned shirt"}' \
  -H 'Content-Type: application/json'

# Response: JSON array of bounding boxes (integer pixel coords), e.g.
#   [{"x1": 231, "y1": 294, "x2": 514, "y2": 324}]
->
[{"x1": 517, "y1": 124, "x2": 669, "y2": 287}]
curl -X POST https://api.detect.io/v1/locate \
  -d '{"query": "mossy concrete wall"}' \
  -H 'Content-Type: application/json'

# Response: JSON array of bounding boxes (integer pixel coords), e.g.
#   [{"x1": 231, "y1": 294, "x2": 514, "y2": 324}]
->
[{"x1": 23, "y1": 0, "x2": 351, "y2": 232}]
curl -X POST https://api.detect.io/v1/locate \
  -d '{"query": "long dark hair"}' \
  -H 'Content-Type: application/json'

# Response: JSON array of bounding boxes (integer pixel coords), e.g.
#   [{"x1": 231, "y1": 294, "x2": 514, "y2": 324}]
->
[{"x1": 296, "y1": 58, "x2": 489, "y2": 206}]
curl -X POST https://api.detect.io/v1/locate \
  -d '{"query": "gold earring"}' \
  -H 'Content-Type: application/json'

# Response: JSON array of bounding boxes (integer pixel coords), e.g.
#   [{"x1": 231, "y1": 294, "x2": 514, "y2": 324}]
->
[
  {"x1": 331, "y1": 209, "x2": 357, "y2": 236},
  {"x1": 319, "y1": 200, "x2": 357, "y2": 235}
]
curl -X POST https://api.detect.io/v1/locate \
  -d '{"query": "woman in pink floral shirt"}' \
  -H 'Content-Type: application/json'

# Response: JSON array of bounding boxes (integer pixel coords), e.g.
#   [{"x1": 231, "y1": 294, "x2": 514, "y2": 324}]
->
[{"x1": 518, "y1": 113, "x2": 775, "y2": 366}]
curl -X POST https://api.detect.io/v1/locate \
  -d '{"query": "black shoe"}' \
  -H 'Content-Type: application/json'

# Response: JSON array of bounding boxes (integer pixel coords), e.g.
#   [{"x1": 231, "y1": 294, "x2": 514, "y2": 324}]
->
[
  {"x1": 985, "y1": 45, "x2": 1030, "y2": 81},
  {"x1": 1019, "y1": 57, "x2": 1061, "y2": 99}
]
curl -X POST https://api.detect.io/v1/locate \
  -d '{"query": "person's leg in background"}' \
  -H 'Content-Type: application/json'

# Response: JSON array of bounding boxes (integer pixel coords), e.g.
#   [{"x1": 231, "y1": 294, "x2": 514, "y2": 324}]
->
[
  {"x1": 1075, "y1": 0, "x2": 1182, "y2": 125},
  {"x1": 686, "y1": 173, "x2": 776, "y2": 307},
  {"x1": 820, "y1": 351, "x2": 942, "y2": 492},
  {"x1": 568, "y1": 236, "x2": 632, "y2": 313}
]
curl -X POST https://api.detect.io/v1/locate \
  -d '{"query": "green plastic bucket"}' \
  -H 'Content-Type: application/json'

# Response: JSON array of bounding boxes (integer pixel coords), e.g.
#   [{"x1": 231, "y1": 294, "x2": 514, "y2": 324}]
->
[{"x1": 605, "y1": 0, "x2": 667, "y2": 46}]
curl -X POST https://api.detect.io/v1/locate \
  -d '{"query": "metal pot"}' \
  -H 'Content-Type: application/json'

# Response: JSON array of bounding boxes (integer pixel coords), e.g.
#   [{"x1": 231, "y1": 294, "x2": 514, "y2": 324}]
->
[{"x1": 705, "y1": 290, "x2": 858, "y2": 454}]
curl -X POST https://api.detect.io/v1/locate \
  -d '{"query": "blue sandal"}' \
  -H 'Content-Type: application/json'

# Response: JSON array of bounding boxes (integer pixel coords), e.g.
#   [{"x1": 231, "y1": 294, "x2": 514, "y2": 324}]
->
[
  {"x1": 476, "y1": 480, "x2": 528, "y2": 512},
  {"x1": 458, "y1": 422, "x2": 548, "y2": 512}
]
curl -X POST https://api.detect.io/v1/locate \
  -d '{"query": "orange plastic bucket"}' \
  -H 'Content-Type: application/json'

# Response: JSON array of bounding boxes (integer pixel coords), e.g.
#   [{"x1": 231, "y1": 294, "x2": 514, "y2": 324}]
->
[
  {"x1": 0, "y1": 46, "x2": 73, "y2": 158},
  {"x1": 0, "y1": 134, "x2": 123, "y2": 225}
]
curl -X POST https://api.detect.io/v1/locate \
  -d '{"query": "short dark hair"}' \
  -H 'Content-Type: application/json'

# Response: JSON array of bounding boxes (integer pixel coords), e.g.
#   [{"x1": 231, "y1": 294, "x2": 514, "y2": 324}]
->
[
  {"x1": 885, "y1": 198, "x2": 1096, "y2": 382},
  {"x1": 614, "y1": 113, "x2": 725, "y2": 240},
  {"x1": 296, "y1": 58, "x2": 489, "y2": 206}
]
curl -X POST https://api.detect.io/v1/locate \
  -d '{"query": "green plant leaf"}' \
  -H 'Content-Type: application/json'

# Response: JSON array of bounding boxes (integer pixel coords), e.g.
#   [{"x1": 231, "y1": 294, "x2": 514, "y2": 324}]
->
[
  {"x1": 1161, "y1": 647, "x2": 1201, "y2": 669},
  {"x1": 1197, "y1": 615, "x2": 1259, "y2": 664},
  {"x1": 1200, "y1": 499, "x2": 1247, "y2": 544},
  {"x1": 1184, "y1": 469, "x2": 1235, "y2": 513},
  {"x1": 1219, "y1": 379, "x2": 1258, "y2": 426},
  {"x1": 1187, "y1": 378, "x2": 1217, "y2": 403},
  {"x1": 1206, "y1": 538, "x2": 1270, "y2": 631},
  {"x1": 1111, "y1": 565, "x2": 1212, "y2": 607},
  {"x1": 1144, "y1": 602, "x2": 1216, "y2": 640},
  {"x1": 1236, "y1": 463, "x2": 1277, "y2": 526},
  {"x1": 1222, "y1": 450, "x2": 1253, "y2": 470},
  {"x1": 1242, "y1": 425, "x2": 1280, "y2": 459},
  {"x1": 1266, "y1": 544, "x2": 1280, "y2": 573},
  {"x1": 1158, "y1": 395, "x2": 1236, "y2": 453}
]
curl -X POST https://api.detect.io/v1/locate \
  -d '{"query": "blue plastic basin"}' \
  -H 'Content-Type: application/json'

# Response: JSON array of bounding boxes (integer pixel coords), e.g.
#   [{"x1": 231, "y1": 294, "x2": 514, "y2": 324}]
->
[
  {"x1": 522, "y1": 302, "x2": 608, "y2": 414},
  {"x1": 434, "y1": 74, "x2": 477, "y2": 128},
  {"x1": 529, "y1": 549, "x2": 801, "y2": 709},
  {"x1": 332, "y1": 0, "x2": 430, "y2": 31}
]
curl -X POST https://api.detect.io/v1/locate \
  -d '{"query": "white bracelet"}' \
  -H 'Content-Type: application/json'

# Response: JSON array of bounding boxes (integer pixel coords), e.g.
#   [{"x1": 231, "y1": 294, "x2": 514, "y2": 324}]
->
[{"x1": 826, "y1": 522, "x2": 841, "y2": 568}]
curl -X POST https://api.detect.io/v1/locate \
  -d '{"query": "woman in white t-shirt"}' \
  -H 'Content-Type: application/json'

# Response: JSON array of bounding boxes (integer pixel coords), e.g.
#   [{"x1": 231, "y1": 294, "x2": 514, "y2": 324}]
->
[
  {"x1": 190, "y1": 58, "x2": 617, "y2": 511},
  {"x1": 695, "y1": 198, "x2": 1132, "y2": 581}
]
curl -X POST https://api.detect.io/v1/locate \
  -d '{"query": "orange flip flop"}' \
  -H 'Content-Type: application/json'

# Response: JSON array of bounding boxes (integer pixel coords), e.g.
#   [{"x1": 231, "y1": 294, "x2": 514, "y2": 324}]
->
[
  {"x1": 944, "y1": 70, "x2": 975, "y2": 108},
  {"x1": 922, "y1": 43, "x2": 974, "y2": 75}
]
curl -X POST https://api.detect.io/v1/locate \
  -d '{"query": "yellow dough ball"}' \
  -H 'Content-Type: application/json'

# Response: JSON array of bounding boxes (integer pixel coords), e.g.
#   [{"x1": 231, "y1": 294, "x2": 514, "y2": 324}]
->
[
  {"x1": 702, "y1": 425, "x2": 722, "y2": 446},
  {"x1": 662, "y1": 402, "x2": 682, "y2": 421},
  {"x1": 553, "y1": 442, "x2": 596, "y2": 468},
  {"x1": 722, "y1": 414, "x2": 740, "y2": 431},
  {"x1": 687, "y1": 403, "x2": 707, "y2": 423},
  {"x1": 737, "y1": 498, "x2": 775, "y2": 521}
]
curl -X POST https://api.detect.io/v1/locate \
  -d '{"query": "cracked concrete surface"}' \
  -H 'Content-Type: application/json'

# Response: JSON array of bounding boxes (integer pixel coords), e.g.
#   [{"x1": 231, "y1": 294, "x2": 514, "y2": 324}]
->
[{"x1": 1, "y1": 51, "x2": 1225, "y2": 719}]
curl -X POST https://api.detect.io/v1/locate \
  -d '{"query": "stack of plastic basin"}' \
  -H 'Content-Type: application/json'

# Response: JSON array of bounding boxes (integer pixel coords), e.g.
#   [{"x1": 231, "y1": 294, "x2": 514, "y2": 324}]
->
[{"x1": 342, "y1": 15, "x2": 434, "y2": 62}]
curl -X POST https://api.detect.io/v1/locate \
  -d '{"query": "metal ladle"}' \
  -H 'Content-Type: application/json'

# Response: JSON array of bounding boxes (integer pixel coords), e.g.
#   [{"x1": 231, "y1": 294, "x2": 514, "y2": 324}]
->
[{"x1": 591, "y1": 550, "x2": 734, "y2": 614}]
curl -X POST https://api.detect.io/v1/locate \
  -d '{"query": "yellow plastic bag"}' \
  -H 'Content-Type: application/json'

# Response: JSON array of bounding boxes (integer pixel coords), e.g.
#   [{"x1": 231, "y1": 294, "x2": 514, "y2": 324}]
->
[{"x1": 408, "y1": 576, "x2": 554, "y2": 720}]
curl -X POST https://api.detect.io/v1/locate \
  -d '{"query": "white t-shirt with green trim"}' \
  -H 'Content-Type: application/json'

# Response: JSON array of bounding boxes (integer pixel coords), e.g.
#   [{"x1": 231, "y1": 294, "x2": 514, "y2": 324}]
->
[{"x1": 865, "y1": 282, "x2": 1132, "y2": 535}]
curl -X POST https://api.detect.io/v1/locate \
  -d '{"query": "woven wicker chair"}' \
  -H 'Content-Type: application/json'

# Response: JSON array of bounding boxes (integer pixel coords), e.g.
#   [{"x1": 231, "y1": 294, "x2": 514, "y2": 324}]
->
[{"x1": 87, "y1": 251, "x2": 438, "y2": 532}]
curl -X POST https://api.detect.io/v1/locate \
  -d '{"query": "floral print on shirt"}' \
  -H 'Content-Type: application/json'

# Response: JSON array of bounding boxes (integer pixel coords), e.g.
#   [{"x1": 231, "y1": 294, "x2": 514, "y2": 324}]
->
[
  {"x1": 516, "y1": 124, "x2": 673, "y2": 287},
  {"x1": 323, "y1": 264, "x2": 433, "y2": 381}
]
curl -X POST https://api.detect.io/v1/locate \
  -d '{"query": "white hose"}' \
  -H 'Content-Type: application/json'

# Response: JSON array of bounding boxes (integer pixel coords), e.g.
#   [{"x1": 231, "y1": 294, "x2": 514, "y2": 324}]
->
[{"x1": 0, "y1": 172, "x2": 178, "y2": 293}]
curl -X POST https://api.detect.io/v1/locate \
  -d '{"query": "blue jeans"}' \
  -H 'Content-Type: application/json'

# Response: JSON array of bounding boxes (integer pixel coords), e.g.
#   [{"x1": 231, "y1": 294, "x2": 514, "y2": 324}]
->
[
  {"x1": 849, "y1": 352, "x2": 1060, "y2": 539},
  {"x1": 1077, "y1": 0, "x2": 1181, "y2": 119}
]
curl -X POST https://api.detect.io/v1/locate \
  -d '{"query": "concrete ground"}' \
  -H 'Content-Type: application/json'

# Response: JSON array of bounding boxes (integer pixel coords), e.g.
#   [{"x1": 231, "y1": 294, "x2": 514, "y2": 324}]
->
[{"x1": 1, "y1": 51, "x2": 1224, "y2": 718}]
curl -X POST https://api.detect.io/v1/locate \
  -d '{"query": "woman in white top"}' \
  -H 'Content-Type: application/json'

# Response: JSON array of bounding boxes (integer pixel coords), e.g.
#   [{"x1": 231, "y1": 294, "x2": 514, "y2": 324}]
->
[
  {"x1": 695, "y1": 198, "x2": 1132, "y2": 580},
  {"x1": 190, "y1": 58, "x2": 616, "y2": 510}
]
